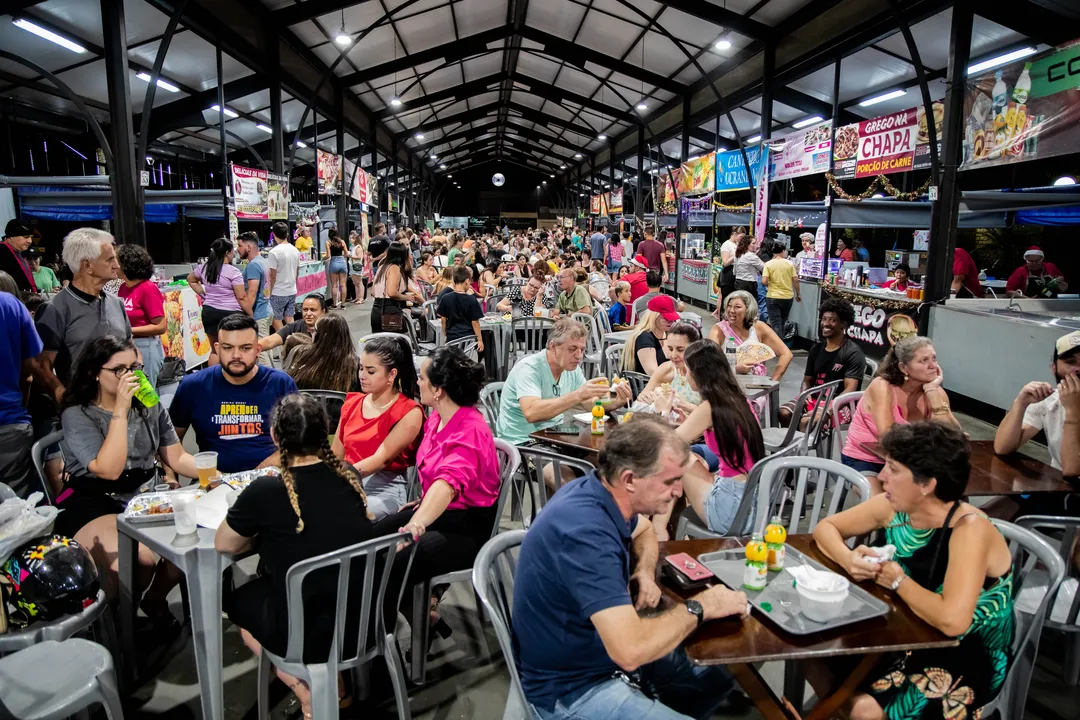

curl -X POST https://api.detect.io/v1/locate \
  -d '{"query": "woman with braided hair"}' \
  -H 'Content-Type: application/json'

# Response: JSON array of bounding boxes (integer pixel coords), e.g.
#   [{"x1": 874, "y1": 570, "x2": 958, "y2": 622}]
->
[{"x1": 215, "y1": 393, "x2": 374, "y2": 716}]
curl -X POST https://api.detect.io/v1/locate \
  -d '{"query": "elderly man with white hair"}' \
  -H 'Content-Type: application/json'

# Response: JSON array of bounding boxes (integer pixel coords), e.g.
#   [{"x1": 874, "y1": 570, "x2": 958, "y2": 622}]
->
[{"x1": 35, "y1": 228, "x2": 130, "y2": 396}]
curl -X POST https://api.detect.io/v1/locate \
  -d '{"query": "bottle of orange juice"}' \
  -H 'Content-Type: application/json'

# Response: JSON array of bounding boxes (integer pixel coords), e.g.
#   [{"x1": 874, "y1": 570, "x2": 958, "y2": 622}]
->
[
  {"x1": 591, "y1": 400, "x2": 606, "y2": 435},
  {"x1": 765, "y1": 516, "x2": 787, "y2": 572},
  {"x1": 743, "y1": 534, "x2": 768, "y2": 591}
]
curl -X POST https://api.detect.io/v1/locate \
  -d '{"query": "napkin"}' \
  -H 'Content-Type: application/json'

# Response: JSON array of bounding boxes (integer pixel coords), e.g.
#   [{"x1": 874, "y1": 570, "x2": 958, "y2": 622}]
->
[
  {"x1": 865, "y1": 544, "x2": 897, "y2": 564},
  {"x1": 787, "y1": 565, "x2": 848, "y2": 592},
  {"x1": 194, "y1": 484, "x2": 235, "y2": 529}
]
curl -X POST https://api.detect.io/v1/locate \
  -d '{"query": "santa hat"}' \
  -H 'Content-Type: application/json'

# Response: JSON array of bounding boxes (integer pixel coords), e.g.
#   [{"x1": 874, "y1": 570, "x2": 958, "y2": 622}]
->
[{"x1": 1023, "y1": 246, "x2": 1045, "y2": 259}]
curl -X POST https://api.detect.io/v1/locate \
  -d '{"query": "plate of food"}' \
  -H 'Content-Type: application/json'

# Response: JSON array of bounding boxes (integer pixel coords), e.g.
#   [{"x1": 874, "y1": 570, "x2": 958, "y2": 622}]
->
[
  {"x1": 834, "y1": 125, "x2": 859, "y2": 160},
  {"x1": 123, "y1": 488, "x2": 204, "y2": 524}
]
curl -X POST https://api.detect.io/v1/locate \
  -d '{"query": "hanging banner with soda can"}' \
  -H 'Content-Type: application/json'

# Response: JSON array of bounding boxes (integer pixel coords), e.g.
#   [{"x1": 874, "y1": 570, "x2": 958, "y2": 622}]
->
[
  {"x1": 831, "y1": 102, "x2": 943, "y2": 180},
  {"x1": 961, "y1": 40, "x2": 1080, "y2": 170},
  {"x1": 267, "y1": 172, "x2": 289, "y2": 220},
  {"x1": 677, "y1": 153, "x2": 715, "y2": 196},
  {"x1": 317, "y1": 149, "x2": 342, "y2": 195},
  {"x1": 769, "y1": 122, "x2": 833, "y2": 181},
  {"x1": 230, "y1": 163, "x2": 268, "y2": 219},
  {"x1": 608, "y1": 187, "x2": 623, "y2": 214}
]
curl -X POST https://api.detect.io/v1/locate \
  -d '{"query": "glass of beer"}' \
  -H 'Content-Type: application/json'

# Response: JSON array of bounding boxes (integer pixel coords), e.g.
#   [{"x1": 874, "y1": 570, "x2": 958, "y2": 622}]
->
[{"x1": 193, "y1": 451, "x2": 219, "y2": 489}]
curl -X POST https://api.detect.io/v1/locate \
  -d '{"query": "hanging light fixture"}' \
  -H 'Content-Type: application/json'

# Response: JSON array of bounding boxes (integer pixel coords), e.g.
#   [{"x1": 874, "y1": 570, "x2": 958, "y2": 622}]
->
[
  {"x1": 388, "y1": 36, "x2": 401, "y2": 107},
  {"x1": 334, "y1": 9, "x2": 351, "y2": 45},
  {"x1": 636, "y1": 33, "x2": 648, "y2": 113}
]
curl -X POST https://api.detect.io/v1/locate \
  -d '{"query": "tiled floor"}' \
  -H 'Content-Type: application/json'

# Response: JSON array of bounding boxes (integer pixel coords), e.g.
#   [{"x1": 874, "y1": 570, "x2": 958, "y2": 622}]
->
[{"x1": 129, "y1": 300, "x2": 1075, "y2": 719}]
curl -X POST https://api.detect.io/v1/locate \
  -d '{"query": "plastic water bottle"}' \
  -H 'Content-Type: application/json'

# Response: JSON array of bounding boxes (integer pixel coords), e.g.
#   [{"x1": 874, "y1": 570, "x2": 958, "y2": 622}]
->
[{"x1": 725, "y1": 336, "x2": 738, "y2": 368}]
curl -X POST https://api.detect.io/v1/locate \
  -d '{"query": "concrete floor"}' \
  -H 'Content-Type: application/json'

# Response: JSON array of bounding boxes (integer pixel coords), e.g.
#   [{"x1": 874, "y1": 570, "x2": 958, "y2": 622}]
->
[{"x1": 127, "y1": 299, "x2": 1075, "y2": 719}]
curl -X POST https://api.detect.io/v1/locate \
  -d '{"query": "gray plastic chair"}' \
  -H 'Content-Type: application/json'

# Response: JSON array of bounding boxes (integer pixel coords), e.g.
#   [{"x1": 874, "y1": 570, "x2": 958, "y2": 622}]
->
[
  {"x1": 445, "y1": 335, "x2": 479, "y2": 361},
  {"x1": 0, "y1": 638, "x2": 123, "y2": 719},
  {"x1": 409, "y1": 439, "x2": 521, "y2": 685},
  {"x1": 358, "y1": 331, "x2": 411, "y2": 353},
  {"x1": 30, "y1": 429, "x2": 63, "y2": 505},
  {"x1": 604, "y1": 343, "x2": 625, "y2": 381},
  {"x1": 863, "y1": 357, "x2": 880, "y2": 389},
  {"x1": 753, "y1": 455, "x2": 872, "y2": 538},
  {"x1": 506, "y1": 317, "x2": 554, "y2": 371},
  {"x1": 571, "y1": 312, "x2": 603, "y2": 378},
  {"x1": 298, "y1": 389, "x2": 348, "y2": 434},
  {"x1": 256, "y1": 532, "x2": 417, "y2": 720},
  {"x1": 480, "y1": 382, "x2": 505, "y2": 436},
  {"x1": 515, "y1": 444, "x2": 595, "y2": 519},
  {"x1": 0, "y1": 589, "x2": 116, "y2": 657},
  {"x1": 978, "y1": 519, "x2": 1067, "y2": 719},
  {"x1": 674, "y1": 443, "x2": 801, "y2": 541},
  {"x1": 760, "y1": 379, "x2": 842, "y2": 455},
  {"x1": 472, "y1": 530, "x2": 528, "y2": 720},
  {"x1": 622, "y1": 371, "x2": 650, "y2": 398},
  {"x1": 593, "y1": 302, "x2": 612, "y2": 336},
  {"x1": 826, "y1": 390, "x2": 864, "y2": 461},
  {"x1": 1012, "y1": 515, "x2": 1080, "y2": 686}
]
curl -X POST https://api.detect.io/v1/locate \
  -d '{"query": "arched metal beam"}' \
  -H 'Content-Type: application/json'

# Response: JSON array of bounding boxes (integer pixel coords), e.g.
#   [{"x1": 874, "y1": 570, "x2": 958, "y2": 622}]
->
[
  {"x1": 135, "y1": 0, "x2": 189, "y2": 169},
  {"x1": 0, "y1": 50, "x2": 113, "y2": 168},
  {"x1": 885, "y1": 0, "x2": 939, "y2": 185}
]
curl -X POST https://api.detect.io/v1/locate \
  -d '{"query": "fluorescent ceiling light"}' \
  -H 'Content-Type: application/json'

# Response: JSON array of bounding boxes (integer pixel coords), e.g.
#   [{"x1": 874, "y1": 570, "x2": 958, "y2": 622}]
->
[
  {"x1": 136, "y1": 72, "x2": 180, "y2": 93},
  {"x1": 714, "y1": 39, "x2": 732, "y2": 51},
  {"x1": 256, "y1": 123, "x2": 273, "y2": 134},
  {"x1": 210, "y1": 104, "x2": 238, "y2": 118},
  {"x1": 793, "y1": 116, "x2": 824, "y2": 129},
  {"x1": 550, "y1": 174, "x2": 555, "y2": 178},
  {"x1": 1054, "y1": 176, "x2": 1077, "y2": 186},
  {"x1": 296, "y1": 141, "x2": 308, "y2": 148},
  {"x1": 746, "y1": 135, "x2": 761, "y2": 143},
  {"x1": 389, "y1": 97, "x2": 402, "y2": 107},
  {"x1": 415, "y1": 133, "x2": 424, "y2": 140},
  {"x1": 559, "y1": 165, "x2": 566, "y2": 169},
  {"x1": 968, "y1": 47, "x2": 1037, "y2": 75},
  {"x1": 859, "y1": 89, "x2": 907, "y2": 107},
  {"x1": 447, "y1": 174, "x2": 452, "y2": 178},
  {"x1": 542, "y1": 181, "x2": 547, "y2": 184},
  {"x1": 440, "y1": 164, "x2": 446, "y2": 169},
  {"x1": 598, "y1": 133, "x2": 607, "y2": 140},
  {"x1": 574, "y1": 153, "x2": 582, "y2": 158},
  {"x1": 636, "y1": 102, "x2": 648, "y2": 111},
  {"x1": 13, "y1": 18, "x2": 85, "y2": 53}
]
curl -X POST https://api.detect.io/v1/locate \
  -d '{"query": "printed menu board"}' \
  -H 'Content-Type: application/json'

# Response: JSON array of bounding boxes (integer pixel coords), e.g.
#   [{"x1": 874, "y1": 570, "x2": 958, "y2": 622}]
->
[
  {"x1": 267, "y1": 172, "x2": 289, "y2": 220},
  {"x1": 831, "y1": 102, "x2": 943, "y2": 180},
  {"x1": 769, "y1": 122, "x2": 833, "y2": 181},
  {"x1": 231, "y1": 164, "x2": 267, "y2": 219}
]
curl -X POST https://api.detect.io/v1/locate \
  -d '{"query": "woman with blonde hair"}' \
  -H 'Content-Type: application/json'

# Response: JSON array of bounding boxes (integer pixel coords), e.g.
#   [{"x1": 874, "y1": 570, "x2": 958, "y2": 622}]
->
[
  {"x1": 433, "y1": 266, "x2": 456, "y2": 296},
  {"x1": 215, "y1": 393, "x2": 376, "y2": 716},
  {"x1": 620, "y1": 294, "x2": 681, "y2": 375}
]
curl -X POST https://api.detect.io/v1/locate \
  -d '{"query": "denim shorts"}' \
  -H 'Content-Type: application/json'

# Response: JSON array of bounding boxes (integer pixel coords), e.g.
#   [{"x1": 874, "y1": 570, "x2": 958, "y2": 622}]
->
[
  {"x1": 840, "y1": 454, "x2": 885, "y2": 475},
  {"x1": 704, "y1": 476, "x2": 753, "y2": 536},
  {"x1": 269, "y1": 294, "x2": 296, "y2": 320},
  {"x1": 328, "y1": 256, "x2": 347, "y2": 274}
]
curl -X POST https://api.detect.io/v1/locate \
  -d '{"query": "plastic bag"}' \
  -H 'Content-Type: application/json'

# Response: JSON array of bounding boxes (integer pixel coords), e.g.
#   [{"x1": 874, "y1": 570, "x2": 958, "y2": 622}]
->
[{"x1": 0, "y1": 485, "x2": 59, "y2": 566}]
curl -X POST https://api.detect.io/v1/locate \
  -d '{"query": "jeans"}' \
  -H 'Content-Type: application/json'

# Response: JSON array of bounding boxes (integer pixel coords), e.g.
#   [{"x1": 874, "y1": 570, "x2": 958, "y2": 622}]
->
[
  {"x1": 766, "y1": 297, "x2": 793, "y2": 339},
  {"x1": 133, "y1": 336, "x2": 165, "y2": 388},
  {"x1": 255, "y1": 315, "x2": 273, "y2": 366},
  {"x1": 755, "y1": 280, "x2": 769, "y2": 323},
  {"x1": 530, "y1": 649, "x2": 734, "y2": 720}
]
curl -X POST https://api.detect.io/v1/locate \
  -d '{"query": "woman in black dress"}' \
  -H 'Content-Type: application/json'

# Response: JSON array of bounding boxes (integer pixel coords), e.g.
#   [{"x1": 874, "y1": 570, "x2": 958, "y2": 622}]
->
[{"x1": 215, "y1": 393, "x2": 375, "y2": 716}]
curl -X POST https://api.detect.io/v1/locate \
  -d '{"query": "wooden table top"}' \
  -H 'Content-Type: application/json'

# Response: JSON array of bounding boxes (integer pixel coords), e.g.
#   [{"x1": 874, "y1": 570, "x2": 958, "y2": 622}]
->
[
  {"x1": 861, "y1": 439, "x2": 1074, "y2": 497},
  {"x1": 658, "y1": 535, "x2": 958, "y2": 665},
  {"x1": 530, "y1": 426, "x2": 605, "y2": 458}
]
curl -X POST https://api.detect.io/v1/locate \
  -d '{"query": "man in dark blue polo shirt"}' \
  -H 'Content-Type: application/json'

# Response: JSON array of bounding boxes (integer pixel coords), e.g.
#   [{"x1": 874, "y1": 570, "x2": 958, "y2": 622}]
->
[{"x1": 513, "y1": 416, "x2": 748, "y2": 719}]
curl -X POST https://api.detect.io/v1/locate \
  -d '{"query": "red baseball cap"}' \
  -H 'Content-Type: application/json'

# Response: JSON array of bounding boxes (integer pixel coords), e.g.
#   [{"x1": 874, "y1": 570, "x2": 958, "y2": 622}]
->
[{"x1": 647, "y1": 294, "x2": 680, "y2": 322}]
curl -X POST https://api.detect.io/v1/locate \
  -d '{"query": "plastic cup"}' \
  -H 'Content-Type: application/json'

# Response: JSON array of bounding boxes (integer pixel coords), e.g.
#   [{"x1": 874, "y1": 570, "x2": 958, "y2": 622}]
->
[
  {"x1": 171, "y1": 494, "x2": 197, "y2": 535},
  {"x1": 132, "y1": 369, "x2": 159, "y2": 407},
  {"x1": 193, "y1": 451, "x2": 219, "y2": 490}
]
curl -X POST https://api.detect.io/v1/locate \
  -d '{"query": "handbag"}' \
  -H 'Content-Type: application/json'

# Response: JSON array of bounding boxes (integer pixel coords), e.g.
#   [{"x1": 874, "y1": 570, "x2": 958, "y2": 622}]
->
[{"x1": 380, "y1": 301, "x2": 405, "y2": 332}]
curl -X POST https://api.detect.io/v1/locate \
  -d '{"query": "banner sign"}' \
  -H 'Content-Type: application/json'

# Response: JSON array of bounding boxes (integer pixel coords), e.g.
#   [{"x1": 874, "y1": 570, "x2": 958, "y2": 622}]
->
[
  {"x1": 832, "y1": 102, "x2": 943, "y2": 180},
  {"x1": 658, "y1": 168, "x2": 680, "y2": 207},
  {"x1": 753, "y1": 147, "x2": 771, "y2": 243},
  {"x1": 608, "y1": 188, "x2": 623, "y2": 214},
  {"x1": 960, "y1": 40, "x2": 1080, "y2": 170},
  {"x1": 822, "y1": 286, "x2": 919, "y2": 359},
  {"x1": 677, "y1": 153, "x2": 716, "y2": 196},
  {"x1": 161, "y1": 286, "x2": 211, "y2": 368},
  {"x1": 231, "y1": 164, "x2": 267, "y2": 219},
  {"x1": 267, "y1": 172, "x2": 288, "y2": 220},
  {"x1": 590, "y1": 194, "x2": 605, "y2": 215},
  {"x1": 317, "y1": 149, "x2": 341, "y2": 195},
  {"x1": 715, "y1": 145, "x2": 766, "y2": 191},
  {"x1": 769, "y1": 123, "x2": 832, "y2": 181}
]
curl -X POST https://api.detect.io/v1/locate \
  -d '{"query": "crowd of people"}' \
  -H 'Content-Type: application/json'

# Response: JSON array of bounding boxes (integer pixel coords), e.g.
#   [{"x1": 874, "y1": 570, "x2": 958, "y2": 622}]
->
[{"x1": 2, "y1": 217, "x2": 1075, "y2": 720}]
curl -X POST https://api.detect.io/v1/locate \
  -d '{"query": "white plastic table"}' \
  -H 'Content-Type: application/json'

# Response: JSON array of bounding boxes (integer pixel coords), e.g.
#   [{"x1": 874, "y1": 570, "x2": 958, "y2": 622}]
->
[{"x1": 116, "y1": 517, "x2": 239, "y2": 720}]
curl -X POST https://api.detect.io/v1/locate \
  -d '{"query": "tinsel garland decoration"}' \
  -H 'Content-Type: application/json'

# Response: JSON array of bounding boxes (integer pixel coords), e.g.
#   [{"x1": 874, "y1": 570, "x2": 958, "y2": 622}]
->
[
  {"x1": 714, "y1": 201, "x2": 753, "y2": 211},
  {"x1": 825, "y1": 173, "x2": 932, "y2": 202},
  {"x1": 821, "y1": 285, "x2": 920, "y2": 309}
]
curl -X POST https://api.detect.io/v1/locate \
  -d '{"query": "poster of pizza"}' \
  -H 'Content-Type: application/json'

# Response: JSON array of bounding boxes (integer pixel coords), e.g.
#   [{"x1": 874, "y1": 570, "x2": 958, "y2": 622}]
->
[
  {"x1": 317, "y1": 149, "x2": 341, "y2": 195},
  {"x1": 231, "y1": 163, "x2": 268, "y2": 219},
  {"x1": 831, "y1": 102, "x2": 943, "y2": 180},
  {"x1": 266, "y1": 172, "x2": 289, "y2": 220}
]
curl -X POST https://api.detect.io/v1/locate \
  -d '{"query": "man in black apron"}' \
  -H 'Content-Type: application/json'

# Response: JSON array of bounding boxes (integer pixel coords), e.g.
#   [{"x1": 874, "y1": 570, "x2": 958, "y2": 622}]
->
[{"x1": 1005, "y1": 246, "x2": 1068, "y2": 299}]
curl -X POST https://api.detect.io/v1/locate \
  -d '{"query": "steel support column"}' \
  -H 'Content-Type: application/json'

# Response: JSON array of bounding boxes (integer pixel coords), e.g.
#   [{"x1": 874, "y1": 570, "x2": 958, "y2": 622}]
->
[
  {"x1": 336, "y1": 88, "x2": 346, "y2": 236},
  {"x1": 923, "y1": 0, "x2": 973, "y2": 323},
  {"x1": 101, "y1": 0, "x2": 141, "y2": 244},
  {"x1": 760, "y1": 44, "x2": 775, "y2": 141},
  {"x1": 608, "y1": 141, "x2": 615, "y2": 227},
  {"x1": 367, "y1": 125, "x2": 378, "y2": 225},
  {"x1": 673, "y1": 94, "x2": 690, "y2": 298},
  {"x1": 819, "y1": 57, "x2": 843, "y2": 281},
  {"x1": 636, "y1": 124, "x2": 645, "y2": 221},
  {"x1": 270, "y1": 85, "x2": 284, "y2": 174},
  {"x1": 216, "y1": 46, "x2": 228, "y2": 237}
]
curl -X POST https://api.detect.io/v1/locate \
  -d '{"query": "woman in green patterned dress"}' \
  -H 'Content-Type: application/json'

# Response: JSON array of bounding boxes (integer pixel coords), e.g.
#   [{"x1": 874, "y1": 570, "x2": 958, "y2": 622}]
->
[{"x1": 813, "y1": 421, "x2": 1015, "y2": 720}]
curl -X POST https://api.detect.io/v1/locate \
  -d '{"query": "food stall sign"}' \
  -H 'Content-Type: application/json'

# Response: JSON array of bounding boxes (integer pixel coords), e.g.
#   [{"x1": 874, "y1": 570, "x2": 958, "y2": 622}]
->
[
  {"x1": 231, "y1": 163, "x2": 268, "y2": 220},
  {"x1": 316, "y1": 149, "x2": 342, "y2": 195},
  {"x1": 715, "y1": 145, "x2": 766, "y2": 191},
  {"x1": 832, "y1": 102, "x2": 943, "y2": 180},
  {"x1": 769, "y1": 123, "x2": 832, "y2": 181},
  {"x1": 822, "y1": 287, "x2": 919, "y2": 359},
  {"x1": 961, "y1": 39, "x2": 1080, "y2": 170},
  {"x1": 267, "y1": 172, "x2": 289, "y2": 221},
  {"x1": 608, "y1": 188, "x2": 623, "y2": 214},
  {"x1": 677, "y1": 153, "x2": 715, "y2": 196},
  {"x1": 753, "y1": 146, "x2": 771, "y2": 243}
]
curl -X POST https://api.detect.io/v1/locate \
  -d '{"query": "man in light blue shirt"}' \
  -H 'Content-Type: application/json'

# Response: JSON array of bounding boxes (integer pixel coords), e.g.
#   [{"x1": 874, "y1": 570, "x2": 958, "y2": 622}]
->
[
  {"x1": 238, "y1": 234, "x2": 272, "y2": 365},
  {"x1": 497, "y1": 318, "x2": 632, "y2": 444}
]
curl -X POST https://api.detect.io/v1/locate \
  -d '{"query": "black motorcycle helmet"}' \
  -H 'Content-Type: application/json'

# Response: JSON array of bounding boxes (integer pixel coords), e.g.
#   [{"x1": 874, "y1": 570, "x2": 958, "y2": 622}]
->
[{"x1": 2, "y1": 535, "x2": 99, "y2": 624}]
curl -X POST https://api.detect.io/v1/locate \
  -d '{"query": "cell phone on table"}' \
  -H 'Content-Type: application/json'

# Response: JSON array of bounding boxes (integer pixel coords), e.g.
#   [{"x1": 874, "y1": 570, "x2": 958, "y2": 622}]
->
[
  {"x1": 546, "y1": 424, "x2": 583, "y2": 435},
  {"x1": 662, "y1": 553, "x2": 715, "y2": 590}
]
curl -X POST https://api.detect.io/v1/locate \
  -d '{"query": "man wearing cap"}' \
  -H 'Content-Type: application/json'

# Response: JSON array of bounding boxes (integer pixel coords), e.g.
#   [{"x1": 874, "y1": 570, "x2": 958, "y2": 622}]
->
[
  {"x1": 793, "y1": 232, "x2": 815, "y2": 268},
  {"x1": 1, "y1": 219, "x2": 38, "y2": 293},
  {"x1": 1006, "y1": 246, "x2": 1067, "y2": 299},
  {"x1": 995, "y1": 330, "x2": 1080, "y2": 478}
]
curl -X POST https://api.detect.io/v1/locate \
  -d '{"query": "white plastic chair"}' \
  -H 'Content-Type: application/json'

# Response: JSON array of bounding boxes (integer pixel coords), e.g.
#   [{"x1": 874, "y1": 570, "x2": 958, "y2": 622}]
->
[
  {"x1": 445, "y1": 336, "x2": 479, "y2": 362},
  {"x1": 827, "y1": 390, "x2": 864, "y2": 461},
  {"x1": 515, "y1": 444, "x2": 595, "y2": 519},
  {"x1": 409, "y1": 440, "x2": 521, "y2": 685},
  {"x1": 30, "y1": 430, "x2": 63, "y2": 504},
  {"x1": 0, "y1": 638, "x2": 124, "y2": 719},
  {"x1": 571, "y1": 312, "x2": 603, "y2": 378},
  {"x1": 754, "y1": 455, "x2": 872, "y2": 538},
  {"x1": 480, "y1": 382, "x2": 505, "y2": 436},
  {"x1": 760, "y1": 379, "x2": 842, "y2": 455},
  {"x1": 506, "y1": 317, "x2": 554, "y2": 372},
  {"x1": 472, "y1": 530, "x2": 529, "y2": 720},
  {"x1": 863, "y1": 357, "x2": 879, "y2": 389}
]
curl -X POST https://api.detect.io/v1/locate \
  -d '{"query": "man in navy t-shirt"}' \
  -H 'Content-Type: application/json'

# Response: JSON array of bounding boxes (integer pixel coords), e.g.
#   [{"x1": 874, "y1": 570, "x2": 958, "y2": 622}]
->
[
  {"x1": 170, "y1": 314, "x2": 297, "y2": 473},
  {"x1": 512, "y1": 416, "x2": 748, "y2": 719}
]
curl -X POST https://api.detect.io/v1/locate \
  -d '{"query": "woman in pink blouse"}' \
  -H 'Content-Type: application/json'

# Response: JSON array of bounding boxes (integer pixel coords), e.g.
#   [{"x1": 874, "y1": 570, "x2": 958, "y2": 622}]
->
[{"x1": 373, "y1": 344, "x2": 500, "y2": 638}]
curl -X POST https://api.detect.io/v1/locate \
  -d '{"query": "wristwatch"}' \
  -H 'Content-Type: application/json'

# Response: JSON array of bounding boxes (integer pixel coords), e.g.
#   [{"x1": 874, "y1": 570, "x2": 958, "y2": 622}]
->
[{"x1": 685, "y1": 599, "x2": 705, "y2": 626}]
